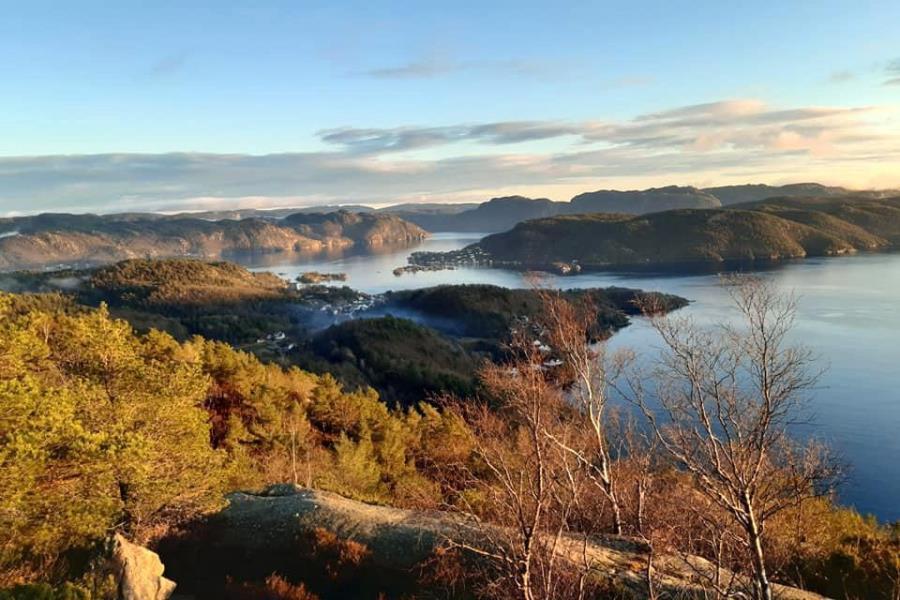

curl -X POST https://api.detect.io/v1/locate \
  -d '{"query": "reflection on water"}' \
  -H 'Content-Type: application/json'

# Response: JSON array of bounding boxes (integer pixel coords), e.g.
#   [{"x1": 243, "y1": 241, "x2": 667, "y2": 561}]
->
[
  {"x1": 229, "y1": 238, "x2": 427, "y2": 270},
  {"x1": 244, "y1": 232, "x2": 528, "y2": 292},
  {"x1": 240, "y1": 235, "x2": 900, "y2": 522}
]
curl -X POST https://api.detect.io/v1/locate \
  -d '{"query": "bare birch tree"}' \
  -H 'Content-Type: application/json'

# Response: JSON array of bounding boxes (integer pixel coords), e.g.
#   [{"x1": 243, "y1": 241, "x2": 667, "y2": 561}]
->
[
  {"x1": 634, "y1": 276, "x2": 837, "y2": 600},
  {"x1": 445, "y1": 333, "x2": 592, "y2": 600},
  {"x1": 537, "y1": 290, "x2": 626, "y2": 536}
]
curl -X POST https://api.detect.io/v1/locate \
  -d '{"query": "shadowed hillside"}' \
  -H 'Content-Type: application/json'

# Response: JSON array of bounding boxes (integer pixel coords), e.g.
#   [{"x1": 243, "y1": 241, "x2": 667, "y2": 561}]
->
[
  {"x1": 159, "y1": 486, "x2": 824, "y2": 600},
  {"x1": 391, "y1": 196, "x2": 561, "y2": 232},
  {"x1": 471, "y1": 196, "x2": 900, "y2": 269}
]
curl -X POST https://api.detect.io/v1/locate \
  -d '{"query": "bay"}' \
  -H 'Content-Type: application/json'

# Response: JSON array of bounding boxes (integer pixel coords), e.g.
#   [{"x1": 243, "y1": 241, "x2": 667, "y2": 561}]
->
[{"x1": 246, "y1": 233, "x2": 900, "y2": 522}]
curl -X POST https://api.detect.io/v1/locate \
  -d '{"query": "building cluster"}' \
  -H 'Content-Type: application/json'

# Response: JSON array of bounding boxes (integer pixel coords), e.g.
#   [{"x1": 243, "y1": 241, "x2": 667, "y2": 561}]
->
[
  {"x1": 407, "y1": 247, "x2": 493, "y2": 269},
  {"x1": 255, "y1": 331, "x2": 296, "y2": 352}
]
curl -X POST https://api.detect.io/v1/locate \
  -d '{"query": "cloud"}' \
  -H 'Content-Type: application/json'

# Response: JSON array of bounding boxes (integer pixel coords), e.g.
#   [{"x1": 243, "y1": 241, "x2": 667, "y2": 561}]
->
[
  {"x1": 148, "y1": 51, "x2": 189, "y2": 78},
  {"x1": 361, "y1": 59, "x2": 457, "y2": 79},
  {"x1": 318, "y1": 121, "x2": 584, "y2": 153},
  {"x1": 358, "y1": 57, "x2": 564, "y2": 80},
  {"x1": 828, "y1": 70, "x2": 855, "y2": 83},
  {"x1": 320, "y1": 99, "x2": 880, "y2": 156},
  {"x1": 884, "y1": 59, "x2": 900, "y2": 86},
  {"x1": 1, "y1": 98, "x2": 898, "y2": 216}
]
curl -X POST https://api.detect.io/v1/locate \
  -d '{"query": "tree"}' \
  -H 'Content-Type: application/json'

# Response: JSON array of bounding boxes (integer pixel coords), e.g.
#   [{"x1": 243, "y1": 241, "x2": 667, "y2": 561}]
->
[
  {"x1": 634, "y1": 277, "x2": 837, "y2": 599},
  {"x1": 445, "y1": 333, "x2": 590, "y2": 600},
  {"x1": 0, "y1": 296, "x2": 226, "y2": 581},
  {"x1": 537, "y1": 289, "x2": 626, "y2": 535}
]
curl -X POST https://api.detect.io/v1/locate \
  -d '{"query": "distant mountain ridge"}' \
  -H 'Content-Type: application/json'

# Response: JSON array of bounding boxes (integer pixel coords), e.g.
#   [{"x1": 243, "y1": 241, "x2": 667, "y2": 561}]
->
[
  {"x1": 7, "y1": 182, "x2": 893, "y2": 237},
  {"x1": 388, "y1": 196, "x2": 561, "y2": 232},
  {"x1": 570, "y1": 185, "x2": 721, "y2": 212},
  {"x1": 387, "y1": 183, "x2": 896, "y2": 233},
  {"x1": 0, "y1": 210, "x2": 426, "y2": 272},
  {"x1": 701, "y1": 183, "x2": 860, "y2": 205}
]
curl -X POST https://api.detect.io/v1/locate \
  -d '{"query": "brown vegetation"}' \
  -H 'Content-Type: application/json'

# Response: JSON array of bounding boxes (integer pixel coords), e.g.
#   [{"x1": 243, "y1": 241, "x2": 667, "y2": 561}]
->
[{"x1": 1, "y1": 280, "x2": 898, "y2": 599}]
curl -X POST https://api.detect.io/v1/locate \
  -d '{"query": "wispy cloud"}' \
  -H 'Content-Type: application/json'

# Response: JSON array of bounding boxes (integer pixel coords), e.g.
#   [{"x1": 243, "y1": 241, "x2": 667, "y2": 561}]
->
[
  {"x1": 361, "y1": 58, "x2": 457, "y2": 79},
  {"x1": 318, "y1": 121, "x2": 584, "y2": 153},
  {"x1": 320, "y1": 99, "x2": 881, "y2": 156},
  {"x1": 358, "y1": 57, "x2": 565, "y2": 81},
  {"x1": 885, "y1": 59, "x2": 900, "y2": 86},
  {"x1": 2, "y1": 98, "x2": 898, "y2": 216},
  {"x1": 828, "y1": 69, "x2": 855, "y2": 83},
  {"x1": 147, "y1": 51, "x2": 189, "y2": 78}
]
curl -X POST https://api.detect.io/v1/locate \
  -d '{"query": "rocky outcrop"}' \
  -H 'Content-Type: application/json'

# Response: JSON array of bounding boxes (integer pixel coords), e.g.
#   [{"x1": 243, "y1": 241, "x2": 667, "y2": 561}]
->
[
  {"x1": 160, "y1": 486, "x2": 822, "y2": 599},
  {"x1": 108, "y1": 533, "x2": 176, "y2": 600}
]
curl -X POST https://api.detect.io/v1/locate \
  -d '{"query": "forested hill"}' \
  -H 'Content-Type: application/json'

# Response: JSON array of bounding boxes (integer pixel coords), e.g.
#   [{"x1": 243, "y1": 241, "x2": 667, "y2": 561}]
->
[
  {"x1": 381, "y1": 183, "x2": 898, "y2": 233},
  {"x1": 2, "y1": 282, "x2": 897, "y2": 599},
  {"x1": 700, "y1": 182, "x2": 893, "y2": 205},
  {"x1": 387, "y1": 196, "x2": 562, "y2": 232},
  {"x1": 567, "y1": 185, "x2": 720, "y2": 213},
  {"x1": 0, "y1": 210, "x2": 426, "y2": 271},
  {"x1": 390, "y1": 188, "x2": 719, "y2": 232},
  {"x1": 472, "y1": 196, "x2": 900, "y2": 269}
]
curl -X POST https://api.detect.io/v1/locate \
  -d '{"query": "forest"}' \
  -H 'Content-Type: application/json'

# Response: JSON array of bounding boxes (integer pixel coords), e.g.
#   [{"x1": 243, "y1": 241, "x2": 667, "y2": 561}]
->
[{"x1": 0, "y1": 280, "x2": 898, "y2": 599}]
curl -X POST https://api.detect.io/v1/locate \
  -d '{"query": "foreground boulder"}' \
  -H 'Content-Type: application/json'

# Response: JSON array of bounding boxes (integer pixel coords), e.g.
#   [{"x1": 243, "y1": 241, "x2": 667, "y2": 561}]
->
[{"x1": 109, "y1": 534, "x2": 176, "y2": 600}]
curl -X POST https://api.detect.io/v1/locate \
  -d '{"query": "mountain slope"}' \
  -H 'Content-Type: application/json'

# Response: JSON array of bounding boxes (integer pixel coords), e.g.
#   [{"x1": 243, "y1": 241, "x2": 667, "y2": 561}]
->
[
  {"x1": 0, "y1": 210, "x2": 427, "y2": 271},
  {"x1": 472, "y1": 196, "x2": 900, "y2": 269},
  {"x1": 703, "y1": 183, "x2": 857, "y2": 205},
  {"x1": 391, "y1": 188, "x2": 723, "y2": 233},
  {"x1": 566, "y1": 185, "x2": 721, "y2": 214},
  {"x1": 390, "y1": 196, "x2": 562, "y2": 232}
]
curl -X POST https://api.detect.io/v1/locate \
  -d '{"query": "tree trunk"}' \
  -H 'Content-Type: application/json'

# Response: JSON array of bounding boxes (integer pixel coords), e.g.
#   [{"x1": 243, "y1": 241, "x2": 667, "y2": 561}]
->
[
  {"x1": 520, "y1": 558, "x2": 534, "y2": 600},
  {"x1": 745, "y1": 504, "x2": 772, "y2": 600},
  {"x1": 610, "y1": 493, "x2": 623, "y2": 536}
]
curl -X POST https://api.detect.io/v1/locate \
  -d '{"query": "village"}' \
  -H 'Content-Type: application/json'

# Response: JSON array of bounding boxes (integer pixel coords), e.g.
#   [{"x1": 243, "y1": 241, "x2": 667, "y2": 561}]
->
[{"x1": 406, "y1": 246, "x2": 494, "y2": 269}]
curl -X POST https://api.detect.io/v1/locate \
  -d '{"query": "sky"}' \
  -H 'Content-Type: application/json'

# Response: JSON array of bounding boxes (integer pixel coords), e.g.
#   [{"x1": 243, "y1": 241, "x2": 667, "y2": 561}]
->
[{"x1": 1, "y1": 0, "x2": 899, "y2": 216}]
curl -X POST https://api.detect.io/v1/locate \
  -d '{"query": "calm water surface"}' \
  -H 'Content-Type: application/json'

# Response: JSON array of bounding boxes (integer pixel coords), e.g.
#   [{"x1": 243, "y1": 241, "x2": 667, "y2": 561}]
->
[{"x1": 247, "y1": 233, "x2": 900, "y2": 521}]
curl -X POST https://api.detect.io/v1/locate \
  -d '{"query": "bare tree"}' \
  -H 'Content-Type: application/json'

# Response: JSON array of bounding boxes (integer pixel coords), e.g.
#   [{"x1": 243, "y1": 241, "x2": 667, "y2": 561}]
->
[
  {"x1": 634, "y1": 276, "x2": 837, "y2": 600},
  {"x1": 445, "y1": 334, "x2": 591, "y2": 600},
  {"x1": 537, "y1": 290, "x2": 626, "y2": 536}
]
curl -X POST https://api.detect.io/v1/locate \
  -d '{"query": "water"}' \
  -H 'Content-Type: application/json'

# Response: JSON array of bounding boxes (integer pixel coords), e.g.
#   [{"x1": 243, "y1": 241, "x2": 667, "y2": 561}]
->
[{"x1": 245, "y1": 234, "x2": 900, "y2": 522}]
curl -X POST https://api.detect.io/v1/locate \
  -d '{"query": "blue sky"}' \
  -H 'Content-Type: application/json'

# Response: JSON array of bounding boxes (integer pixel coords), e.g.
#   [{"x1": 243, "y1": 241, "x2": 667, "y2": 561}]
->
[{"x1": 1, "y1": 0, "x2": 899, "y2": 214}]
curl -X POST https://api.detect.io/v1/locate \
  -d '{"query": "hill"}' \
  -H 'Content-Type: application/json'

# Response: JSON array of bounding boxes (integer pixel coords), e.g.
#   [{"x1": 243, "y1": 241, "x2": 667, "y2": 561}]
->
[
  {"x1": 382, "y1": 283, "x2": 686, "y2": 339},
  {"x1": 1, "y1": 259, "x2": 688, "y2": 405},
  {"x1": 566, "y1": 185, "x2": 721, "y2": 214},
  {"x1": 307, "y1": 316, "x2": 480, "y2": 404},
  {"x1": 88, "y1": 258, "x2": 289, "y2": 306},
  {"x1": 471, "y1": 196, "x2": 900, "y2": 269},
  {"x1": 702, "y1": 183, "x2": 864, "y2": 205},
  {"x1": 390, "y1": 188, "x2": 721, "y2": 233},
  {"x1": 387, "y1": 183, "x2": 900, "y2": 234},
  {"x1": 0, "y1": 210, "x2": 426, "y2": 271},
  {"x1": 390, "y1": 196, "x2": 562, "y2": 232}
]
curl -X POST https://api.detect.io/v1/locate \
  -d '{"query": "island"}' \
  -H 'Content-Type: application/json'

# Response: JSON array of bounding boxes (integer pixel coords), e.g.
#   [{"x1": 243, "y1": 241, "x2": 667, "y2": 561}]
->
[
  {"x1": 296, "y1": 271, "x2": 348, "y2": 284},
  {"x1": 423, "y1": 196, "x2": 900, "y2": 271}
]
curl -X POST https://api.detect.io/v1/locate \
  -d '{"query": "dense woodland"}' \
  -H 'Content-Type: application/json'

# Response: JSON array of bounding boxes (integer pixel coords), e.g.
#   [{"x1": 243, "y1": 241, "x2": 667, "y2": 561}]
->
[
  {"x1": 0, "y1": 259, "x2": 686, "y2": 406},
  {"x1": 1, "y1": 270, "x2": 898, "y2": 599}
]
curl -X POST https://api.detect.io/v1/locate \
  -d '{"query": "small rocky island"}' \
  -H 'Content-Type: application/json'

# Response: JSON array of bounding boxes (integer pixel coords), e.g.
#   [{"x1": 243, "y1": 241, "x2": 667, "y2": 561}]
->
[
  {"x1": 296, "y1": 271, "x2": 348, "y2": 284},
  {"x1": 398, "y1": 246, "x2": 581, "y2": 276}
]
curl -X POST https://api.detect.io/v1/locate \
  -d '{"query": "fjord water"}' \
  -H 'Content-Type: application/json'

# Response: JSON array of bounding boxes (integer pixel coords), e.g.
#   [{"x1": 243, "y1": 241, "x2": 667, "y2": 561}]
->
[{"x1": 249, "y1": 233, "x2": 900, "y2": 522}]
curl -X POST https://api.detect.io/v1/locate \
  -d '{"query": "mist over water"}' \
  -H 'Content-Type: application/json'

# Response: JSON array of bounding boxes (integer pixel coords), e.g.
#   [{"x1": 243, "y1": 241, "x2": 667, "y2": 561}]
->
[{"x1": 245, "y1": 234, "x2": 900, "y2": 522}]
